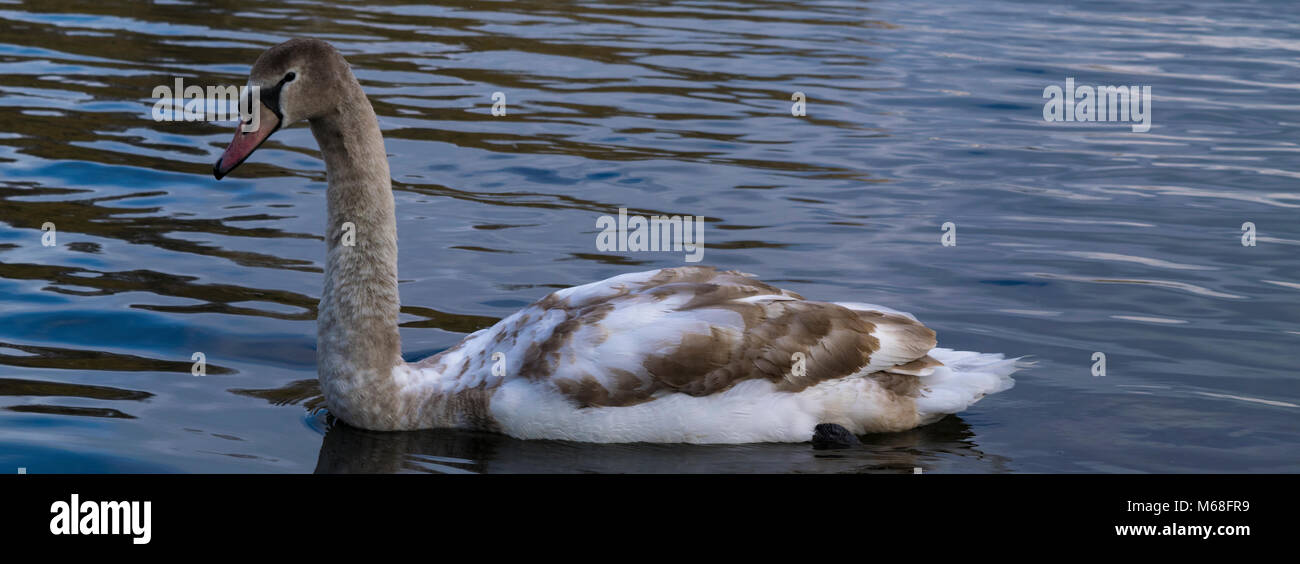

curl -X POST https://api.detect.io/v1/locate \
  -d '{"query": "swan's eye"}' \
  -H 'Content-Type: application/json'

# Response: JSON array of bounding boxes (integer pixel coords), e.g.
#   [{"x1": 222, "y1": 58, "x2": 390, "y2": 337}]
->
[{"x1": 284, "y1": 72, "x2": 297, "y2": 82}]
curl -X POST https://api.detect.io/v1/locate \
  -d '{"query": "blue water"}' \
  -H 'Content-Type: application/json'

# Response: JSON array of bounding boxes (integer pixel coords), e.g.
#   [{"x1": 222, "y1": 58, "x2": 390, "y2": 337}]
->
[{"x1": 0, "y1": 0, "x2": 1297, "y2": 473}]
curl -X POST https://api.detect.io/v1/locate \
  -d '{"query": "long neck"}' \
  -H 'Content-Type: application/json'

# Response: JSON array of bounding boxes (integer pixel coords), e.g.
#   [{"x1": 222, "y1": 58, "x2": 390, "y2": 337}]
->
[{"x1": 310, "y1": 85, "x2": 405, "y2": 429}]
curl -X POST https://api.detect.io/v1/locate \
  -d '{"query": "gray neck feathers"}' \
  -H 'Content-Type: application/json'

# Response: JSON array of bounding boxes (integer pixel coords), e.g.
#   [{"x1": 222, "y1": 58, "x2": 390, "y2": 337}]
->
[{"x1": 310, "y1": 82, "x2": 406, "y2": 429}]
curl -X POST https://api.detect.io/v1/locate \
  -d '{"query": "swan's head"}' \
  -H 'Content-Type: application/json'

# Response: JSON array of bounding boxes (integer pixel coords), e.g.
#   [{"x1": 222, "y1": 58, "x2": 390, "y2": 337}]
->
[{"x1": 214, "y1": 38, "x2": 352, "y2": 179}]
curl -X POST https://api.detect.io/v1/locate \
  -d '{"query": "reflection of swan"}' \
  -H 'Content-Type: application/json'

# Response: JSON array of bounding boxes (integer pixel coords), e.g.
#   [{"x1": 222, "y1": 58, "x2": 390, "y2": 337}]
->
[
  {"x1": 313, "y1": 414, "x2": 1010, "y2": 474},
  {"x1": 214, "y1": 38, "x2": 1022, "y2": 443}
]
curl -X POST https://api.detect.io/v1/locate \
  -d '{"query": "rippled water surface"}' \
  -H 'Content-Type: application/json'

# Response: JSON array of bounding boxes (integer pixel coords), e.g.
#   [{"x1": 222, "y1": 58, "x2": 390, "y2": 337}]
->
[{"x1": 1, "y1": 0, "x2": 1297, "y2": 473}]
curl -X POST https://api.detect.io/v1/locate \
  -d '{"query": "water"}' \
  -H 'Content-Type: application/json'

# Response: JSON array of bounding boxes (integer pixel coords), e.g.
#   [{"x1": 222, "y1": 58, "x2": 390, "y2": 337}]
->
[{"x1": 0, "y1": 0, "x2": 1296, "y2": 473}]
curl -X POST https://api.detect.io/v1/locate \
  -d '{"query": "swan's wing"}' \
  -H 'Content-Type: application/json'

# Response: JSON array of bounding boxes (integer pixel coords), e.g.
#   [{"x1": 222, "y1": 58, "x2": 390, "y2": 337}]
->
[{"x1": 474, "y1": 266, "x2": 939, "y2": 407}]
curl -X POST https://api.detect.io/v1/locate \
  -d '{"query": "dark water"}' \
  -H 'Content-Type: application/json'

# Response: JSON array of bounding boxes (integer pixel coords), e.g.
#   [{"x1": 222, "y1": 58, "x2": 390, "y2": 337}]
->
[{"x1": 1, "y1": 0, "x2": 1297, "y2": 473}]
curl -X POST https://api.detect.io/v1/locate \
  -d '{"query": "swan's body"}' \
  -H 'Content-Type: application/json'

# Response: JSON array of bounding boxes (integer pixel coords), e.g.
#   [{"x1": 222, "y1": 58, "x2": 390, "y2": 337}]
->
[
  {"x1": 392, "y1": 266, "x2": 1017, "y2": 443},
  {"x1": 214, "y1": 38, "x2": 1020, "y2": 443}
]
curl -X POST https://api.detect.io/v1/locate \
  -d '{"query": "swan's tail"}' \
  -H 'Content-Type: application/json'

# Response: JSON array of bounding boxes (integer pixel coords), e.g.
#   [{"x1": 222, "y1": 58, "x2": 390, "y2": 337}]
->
[{"x1": 915, "y1": 348, "x2": 1026, "y2": 424}]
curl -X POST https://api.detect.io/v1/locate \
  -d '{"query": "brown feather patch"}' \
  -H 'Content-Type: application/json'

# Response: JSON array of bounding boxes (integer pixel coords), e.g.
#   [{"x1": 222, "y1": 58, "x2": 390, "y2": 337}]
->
[
  {"x1": 468, "y1": 266, "x2": 940, "y2": 410},
  {"x1": 885, "y1": 355, "x2": 943, "y2": 377}
]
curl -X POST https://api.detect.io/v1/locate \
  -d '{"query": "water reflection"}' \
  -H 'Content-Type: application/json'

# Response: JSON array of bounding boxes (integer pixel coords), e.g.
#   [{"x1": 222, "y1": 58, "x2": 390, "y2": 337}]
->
[
  {"x1": 0, "y1": 375, "x2": 151, "y2": 419},
  {"x1": 314, "y1": 414, "x2": 1006, "y2": 474}
]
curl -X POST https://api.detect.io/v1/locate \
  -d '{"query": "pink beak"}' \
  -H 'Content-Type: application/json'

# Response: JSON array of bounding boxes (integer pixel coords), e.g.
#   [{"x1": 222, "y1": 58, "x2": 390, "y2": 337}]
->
[{"x1": 213, "y1": 101, "x2": 281, "y2": 180}]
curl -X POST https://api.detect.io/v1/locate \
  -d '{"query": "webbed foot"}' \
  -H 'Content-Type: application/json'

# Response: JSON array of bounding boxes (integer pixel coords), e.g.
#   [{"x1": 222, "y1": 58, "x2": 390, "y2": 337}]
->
[{"x1": 811, "y1": 423, "x2": 861, "y2": 449}]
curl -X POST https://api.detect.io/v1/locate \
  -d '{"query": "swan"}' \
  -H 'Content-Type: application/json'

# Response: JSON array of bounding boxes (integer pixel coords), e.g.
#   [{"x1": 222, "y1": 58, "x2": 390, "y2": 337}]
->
[{"x1": 212, "y1": 38, "x2": 1021, "y2": 444}]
